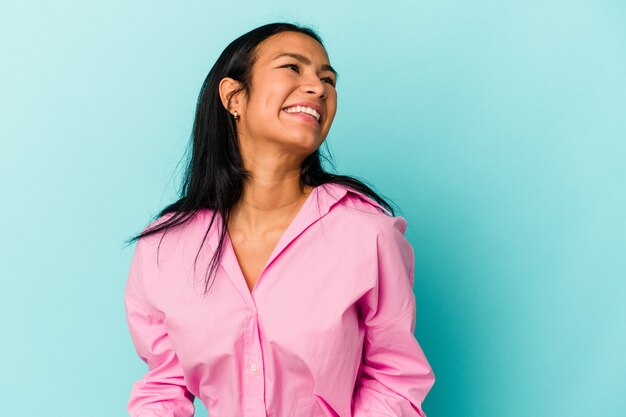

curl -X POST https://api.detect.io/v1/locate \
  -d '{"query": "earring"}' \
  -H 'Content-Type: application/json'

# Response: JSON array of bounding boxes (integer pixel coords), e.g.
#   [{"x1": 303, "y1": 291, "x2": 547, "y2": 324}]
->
[{"x1": 232, "y1": 111, "x2": 240, "y2": 120}]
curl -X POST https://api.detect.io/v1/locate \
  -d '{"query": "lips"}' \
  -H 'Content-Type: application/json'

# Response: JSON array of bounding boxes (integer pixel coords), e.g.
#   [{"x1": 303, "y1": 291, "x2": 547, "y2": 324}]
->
[
  {"x1": 283, "y1": 110, "x2": 320, "y2": 126},
  {"x1": 282, "y1": 102, "x2": 324, "y2": 124}
]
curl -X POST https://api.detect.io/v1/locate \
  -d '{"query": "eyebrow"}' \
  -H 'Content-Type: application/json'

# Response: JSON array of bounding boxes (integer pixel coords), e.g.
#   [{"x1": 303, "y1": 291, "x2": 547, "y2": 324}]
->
[{"x1": 272, "y1": 52, "x2": 339, "y2": 81}]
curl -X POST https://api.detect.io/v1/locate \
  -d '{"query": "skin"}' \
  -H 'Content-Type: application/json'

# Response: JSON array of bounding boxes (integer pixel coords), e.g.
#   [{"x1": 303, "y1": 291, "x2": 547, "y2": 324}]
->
[{"x1": 217, "y1": 31, "x2": 338, "y2": 290}]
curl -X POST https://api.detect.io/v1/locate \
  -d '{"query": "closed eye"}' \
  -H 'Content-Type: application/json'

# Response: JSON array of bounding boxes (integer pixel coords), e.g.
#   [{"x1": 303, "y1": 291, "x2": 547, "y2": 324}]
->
[
  {"x1": 283, "y1": 63, "x2": 300, "y2": 72},
  {"x1": 322, "y1": 77, "x2": 336, "y2": 87},
  {"x1": 282, "y1": 63, "x2": 336, "y2": 87}
]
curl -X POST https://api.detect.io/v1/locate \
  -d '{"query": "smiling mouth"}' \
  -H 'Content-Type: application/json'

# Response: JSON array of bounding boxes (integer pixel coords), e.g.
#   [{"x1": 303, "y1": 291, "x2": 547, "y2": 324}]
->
[
  {"x1": 282, "y1": 105, "x2": 323, "y2": 123},
  {"x1": 282, "y1": 109, "x2": 321, "y2": 126}
]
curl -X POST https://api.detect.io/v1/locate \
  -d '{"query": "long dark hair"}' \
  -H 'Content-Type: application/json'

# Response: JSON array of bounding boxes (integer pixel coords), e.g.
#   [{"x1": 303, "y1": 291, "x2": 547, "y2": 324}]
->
[{"x1": 124, "y1": 22, "x2": 398, "y2": 294}]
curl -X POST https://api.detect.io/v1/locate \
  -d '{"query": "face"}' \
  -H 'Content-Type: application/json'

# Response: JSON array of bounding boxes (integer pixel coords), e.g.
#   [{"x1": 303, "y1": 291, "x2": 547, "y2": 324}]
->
[{"x1": 225, "y1": 31, "x2": 338, "y2": 154}]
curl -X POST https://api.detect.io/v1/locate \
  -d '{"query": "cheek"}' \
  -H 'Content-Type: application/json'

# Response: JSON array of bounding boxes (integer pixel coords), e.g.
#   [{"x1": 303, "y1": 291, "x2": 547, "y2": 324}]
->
[
  {"x1": 325, "y1": 98, "x2": 338, "y2": 123},
  {"x1": 261, "y1": 92, "x2": 290, "y2": 119},
  {"x1": 326, "y1": 89, "x2": 337, "y2": 108},
  {"x1": 246, "y1": 95, "x2": 275, "y2": 123}
]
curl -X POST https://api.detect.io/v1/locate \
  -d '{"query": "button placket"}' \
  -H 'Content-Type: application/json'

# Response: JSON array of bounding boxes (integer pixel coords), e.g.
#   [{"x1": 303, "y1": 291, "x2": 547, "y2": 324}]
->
[{"x1": 244, "y1": 310, "x2": 265, "y2": 416}]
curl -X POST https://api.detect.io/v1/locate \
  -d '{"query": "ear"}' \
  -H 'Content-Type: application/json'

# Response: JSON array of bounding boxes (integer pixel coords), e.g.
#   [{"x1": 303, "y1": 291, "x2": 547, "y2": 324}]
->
[{"x1": 219, "y1": 77, "x2": 243, "y2": 114}]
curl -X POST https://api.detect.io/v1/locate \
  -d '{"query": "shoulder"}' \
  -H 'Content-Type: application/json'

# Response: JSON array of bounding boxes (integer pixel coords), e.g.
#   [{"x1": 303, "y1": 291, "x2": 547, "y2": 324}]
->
[
  {"x1": 135, "y1": 210, "x2": 213, "y2": 256},
  {"x1": 334, "y1": 186, "x2": 414, "y2": 282},
  {"x1": 324, "y1": 183, "x2": 408, "y2": 239}
]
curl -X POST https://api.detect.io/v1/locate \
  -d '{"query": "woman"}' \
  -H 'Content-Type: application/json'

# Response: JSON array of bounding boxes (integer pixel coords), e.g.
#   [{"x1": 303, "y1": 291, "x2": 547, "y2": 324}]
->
[{"x1": 124, "y1": 22, "x2": 435, "y2": 417}]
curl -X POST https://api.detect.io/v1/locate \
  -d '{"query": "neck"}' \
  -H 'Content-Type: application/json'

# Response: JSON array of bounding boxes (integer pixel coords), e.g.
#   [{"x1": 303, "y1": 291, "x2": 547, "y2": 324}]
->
[{"x1": 228, "y1": 180, "x2": 314, "y2": 236}]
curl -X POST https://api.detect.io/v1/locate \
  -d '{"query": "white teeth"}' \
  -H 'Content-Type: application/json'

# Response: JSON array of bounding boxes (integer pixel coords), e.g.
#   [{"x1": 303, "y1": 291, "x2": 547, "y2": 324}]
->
[{"x1": 284, "y1": 105, "x2": 321, "y2": 121}]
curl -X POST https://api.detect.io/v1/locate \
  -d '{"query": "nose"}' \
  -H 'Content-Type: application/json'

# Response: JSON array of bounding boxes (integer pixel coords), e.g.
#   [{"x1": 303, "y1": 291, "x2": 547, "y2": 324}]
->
[{"x1": 302, "y1": 75, "x2": 326, "y2": 98}]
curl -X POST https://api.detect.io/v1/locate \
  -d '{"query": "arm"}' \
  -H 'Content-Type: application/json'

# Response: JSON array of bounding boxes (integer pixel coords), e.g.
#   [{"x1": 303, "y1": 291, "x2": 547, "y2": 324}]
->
[
  {"x1": 353, "y1": 217, "x2": 435, "y2": 417},
  {"x1": 124, "y1": 239, "x2": 195, "y2": 417}
]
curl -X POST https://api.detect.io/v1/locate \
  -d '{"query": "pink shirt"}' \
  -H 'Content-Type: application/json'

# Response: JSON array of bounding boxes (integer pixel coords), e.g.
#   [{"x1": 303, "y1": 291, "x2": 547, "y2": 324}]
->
[{"x1": 124, "y1": 182, "x2": 435, "y2": 417}]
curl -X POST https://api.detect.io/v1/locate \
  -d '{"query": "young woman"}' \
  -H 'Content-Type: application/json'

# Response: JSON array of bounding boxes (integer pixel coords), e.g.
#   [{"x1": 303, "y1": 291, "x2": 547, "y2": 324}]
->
[{"x1": 124, "y1": 22, "x2": 435, "y2": 417}]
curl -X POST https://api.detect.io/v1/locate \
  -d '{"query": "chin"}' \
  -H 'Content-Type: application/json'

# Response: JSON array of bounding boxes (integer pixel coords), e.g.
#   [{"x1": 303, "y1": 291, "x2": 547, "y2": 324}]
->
[{"x1": 285, "y1": 134, "x2": 323, "y2": 152}]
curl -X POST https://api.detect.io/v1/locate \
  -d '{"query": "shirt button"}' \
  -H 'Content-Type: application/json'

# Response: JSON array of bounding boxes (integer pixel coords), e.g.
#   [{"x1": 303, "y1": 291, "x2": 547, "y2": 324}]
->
[{"x1": 250, "y1": 363, "x2": 258, "y2": 372}]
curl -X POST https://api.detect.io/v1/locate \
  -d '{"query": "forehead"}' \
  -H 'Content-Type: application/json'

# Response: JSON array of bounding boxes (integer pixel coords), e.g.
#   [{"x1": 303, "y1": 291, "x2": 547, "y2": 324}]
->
[{"x1": 254, "y1": 31, "x2": 330, "y2": 63}]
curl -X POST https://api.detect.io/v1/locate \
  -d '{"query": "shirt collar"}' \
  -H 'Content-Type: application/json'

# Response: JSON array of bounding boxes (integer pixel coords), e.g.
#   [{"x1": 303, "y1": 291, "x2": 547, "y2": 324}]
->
[{"x1": 205, "y1": 182, "x2": 388, "y2": 263}]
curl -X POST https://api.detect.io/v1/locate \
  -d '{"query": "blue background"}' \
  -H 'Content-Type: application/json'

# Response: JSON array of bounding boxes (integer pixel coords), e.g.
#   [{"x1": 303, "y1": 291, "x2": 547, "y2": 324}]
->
[{"x1": 1, "y1": 1, "x2": 624, "y2": 416}]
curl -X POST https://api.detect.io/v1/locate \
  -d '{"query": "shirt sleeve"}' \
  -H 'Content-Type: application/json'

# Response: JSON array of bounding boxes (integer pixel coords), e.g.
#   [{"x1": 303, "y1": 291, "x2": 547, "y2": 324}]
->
[
  {"x1": 124, "y1": 238, "x2": 195, "y2": 417},
  {"x1": 353, "y1": 217, "x2": 435, "y2": 417}
]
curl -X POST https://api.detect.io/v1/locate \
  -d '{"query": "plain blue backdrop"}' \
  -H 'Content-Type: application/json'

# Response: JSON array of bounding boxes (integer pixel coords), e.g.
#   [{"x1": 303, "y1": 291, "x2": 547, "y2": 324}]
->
[{"x1": 1, "y1": 1, "x2": 624, "y2": 416}]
